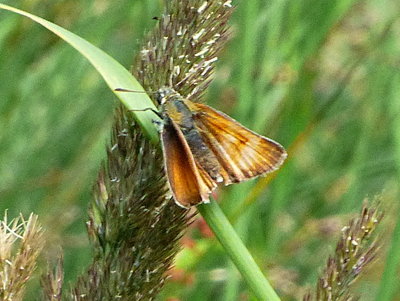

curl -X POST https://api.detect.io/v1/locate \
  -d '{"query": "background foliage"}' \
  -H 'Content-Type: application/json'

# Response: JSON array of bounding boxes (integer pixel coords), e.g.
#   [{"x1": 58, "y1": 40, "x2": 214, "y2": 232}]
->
[{"x1": 0, "y1": 0, "x2": 399, "y2": 300}]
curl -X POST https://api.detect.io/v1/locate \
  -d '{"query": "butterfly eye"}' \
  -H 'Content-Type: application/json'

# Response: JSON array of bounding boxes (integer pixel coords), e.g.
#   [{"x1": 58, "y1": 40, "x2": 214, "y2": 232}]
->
[
  {"x1": 154, "y1": 91, "x2": 164, "y2": 104},
  {"x1": 155, "y1": 87, "x2": 173, "y2": 104}
]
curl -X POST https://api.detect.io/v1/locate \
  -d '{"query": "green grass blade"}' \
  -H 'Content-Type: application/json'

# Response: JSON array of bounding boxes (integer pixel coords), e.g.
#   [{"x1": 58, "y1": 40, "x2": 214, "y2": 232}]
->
[
  {"x1": 0, "y1": 3, "x2": 159, "y2": 143},
  {"x1": 234, "y1": 0, "x2": 258, "y2": 123},
  {"x1": 377, "y1": 218, "x2": 400, "y2": 301},
  {"x1": 377, "y1": 71, "x2": 400, "y2": 301}
]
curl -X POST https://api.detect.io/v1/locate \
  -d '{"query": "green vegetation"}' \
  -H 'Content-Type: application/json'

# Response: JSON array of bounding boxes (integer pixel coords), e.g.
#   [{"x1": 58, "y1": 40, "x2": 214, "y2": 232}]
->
[{"x1": 0, "y1": 0, "x2": 399, "y2": 300}]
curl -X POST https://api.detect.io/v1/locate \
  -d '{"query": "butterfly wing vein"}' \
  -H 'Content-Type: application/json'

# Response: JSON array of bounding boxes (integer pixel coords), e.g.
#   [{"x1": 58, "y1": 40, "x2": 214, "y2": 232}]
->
[{"x1": 187, "y1": 102, "x2": 287, "y2": 185}]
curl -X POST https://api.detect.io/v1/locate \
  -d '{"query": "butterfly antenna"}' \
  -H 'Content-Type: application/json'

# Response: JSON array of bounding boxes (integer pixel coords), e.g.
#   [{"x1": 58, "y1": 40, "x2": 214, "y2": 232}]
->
[{"x1": 115, "y1": 88, "x2": 157, "y2": 94}]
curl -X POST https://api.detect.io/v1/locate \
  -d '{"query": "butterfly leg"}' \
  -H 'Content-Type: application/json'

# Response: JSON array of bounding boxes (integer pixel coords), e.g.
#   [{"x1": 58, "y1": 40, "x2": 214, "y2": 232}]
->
[{"x1": 129, "y1": 107, "x2": 161, "y2": 117}]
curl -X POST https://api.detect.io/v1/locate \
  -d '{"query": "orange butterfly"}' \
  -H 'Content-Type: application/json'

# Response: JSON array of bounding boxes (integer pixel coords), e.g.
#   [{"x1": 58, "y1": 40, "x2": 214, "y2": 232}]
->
[{"x1": 154, "y1": 87, "x2": 287, "y2": 208}]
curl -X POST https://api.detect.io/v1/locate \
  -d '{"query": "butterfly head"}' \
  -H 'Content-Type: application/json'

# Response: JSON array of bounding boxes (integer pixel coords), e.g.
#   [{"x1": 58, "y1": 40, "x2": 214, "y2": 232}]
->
[{"x1": 155, "y1": 87, "x2": 179, "y2": 105}]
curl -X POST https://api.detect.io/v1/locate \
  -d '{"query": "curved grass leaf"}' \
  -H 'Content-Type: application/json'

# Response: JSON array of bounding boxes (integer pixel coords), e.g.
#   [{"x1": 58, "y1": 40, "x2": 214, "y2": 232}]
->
[{"x1": 0, "y1": 3, "x2": 159, "y2": 143}]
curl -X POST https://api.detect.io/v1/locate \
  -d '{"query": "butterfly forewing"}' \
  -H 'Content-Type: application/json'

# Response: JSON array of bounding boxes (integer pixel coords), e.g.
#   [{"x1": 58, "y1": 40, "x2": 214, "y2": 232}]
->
[
  {"x1": 161, "y1": 118, "x2": 215, "y2": 208},
  {"x1": 184, "y1": 101, "x2": 287, "y2": 185}
]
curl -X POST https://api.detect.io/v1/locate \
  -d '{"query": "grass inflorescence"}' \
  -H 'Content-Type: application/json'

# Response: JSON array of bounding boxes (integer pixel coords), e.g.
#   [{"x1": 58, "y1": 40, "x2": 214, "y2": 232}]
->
[
  {"x1": 67, "y1": 0, "x2": 235, "y2": 299},
  {"x1": 0, "y1": 213, "x2": 44, "y2": 301},
  {"x1": 304, "y1": 202, "x2": 383, "y2": 301},
  {"x1": 135, "y1": 0, "x2": 233, "y2": 101}
]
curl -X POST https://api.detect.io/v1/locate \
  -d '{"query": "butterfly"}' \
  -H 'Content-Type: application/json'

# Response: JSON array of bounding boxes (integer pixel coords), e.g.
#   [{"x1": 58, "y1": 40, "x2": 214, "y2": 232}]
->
[{"x1": 153, "y1": 87, "x2": 287, "y2": 208}]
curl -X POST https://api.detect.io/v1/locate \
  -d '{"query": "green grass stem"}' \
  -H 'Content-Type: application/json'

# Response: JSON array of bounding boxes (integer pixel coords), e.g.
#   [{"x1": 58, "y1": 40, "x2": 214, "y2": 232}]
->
[{"x1": 198, "y1": 200, "x2": 281, "y2": 301}]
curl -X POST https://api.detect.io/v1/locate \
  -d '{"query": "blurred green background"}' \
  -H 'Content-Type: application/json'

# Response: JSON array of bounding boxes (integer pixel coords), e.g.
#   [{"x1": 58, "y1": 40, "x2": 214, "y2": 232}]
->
[{"x1": 0, "y1": 0, "x2": 400, "y2": 300}]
